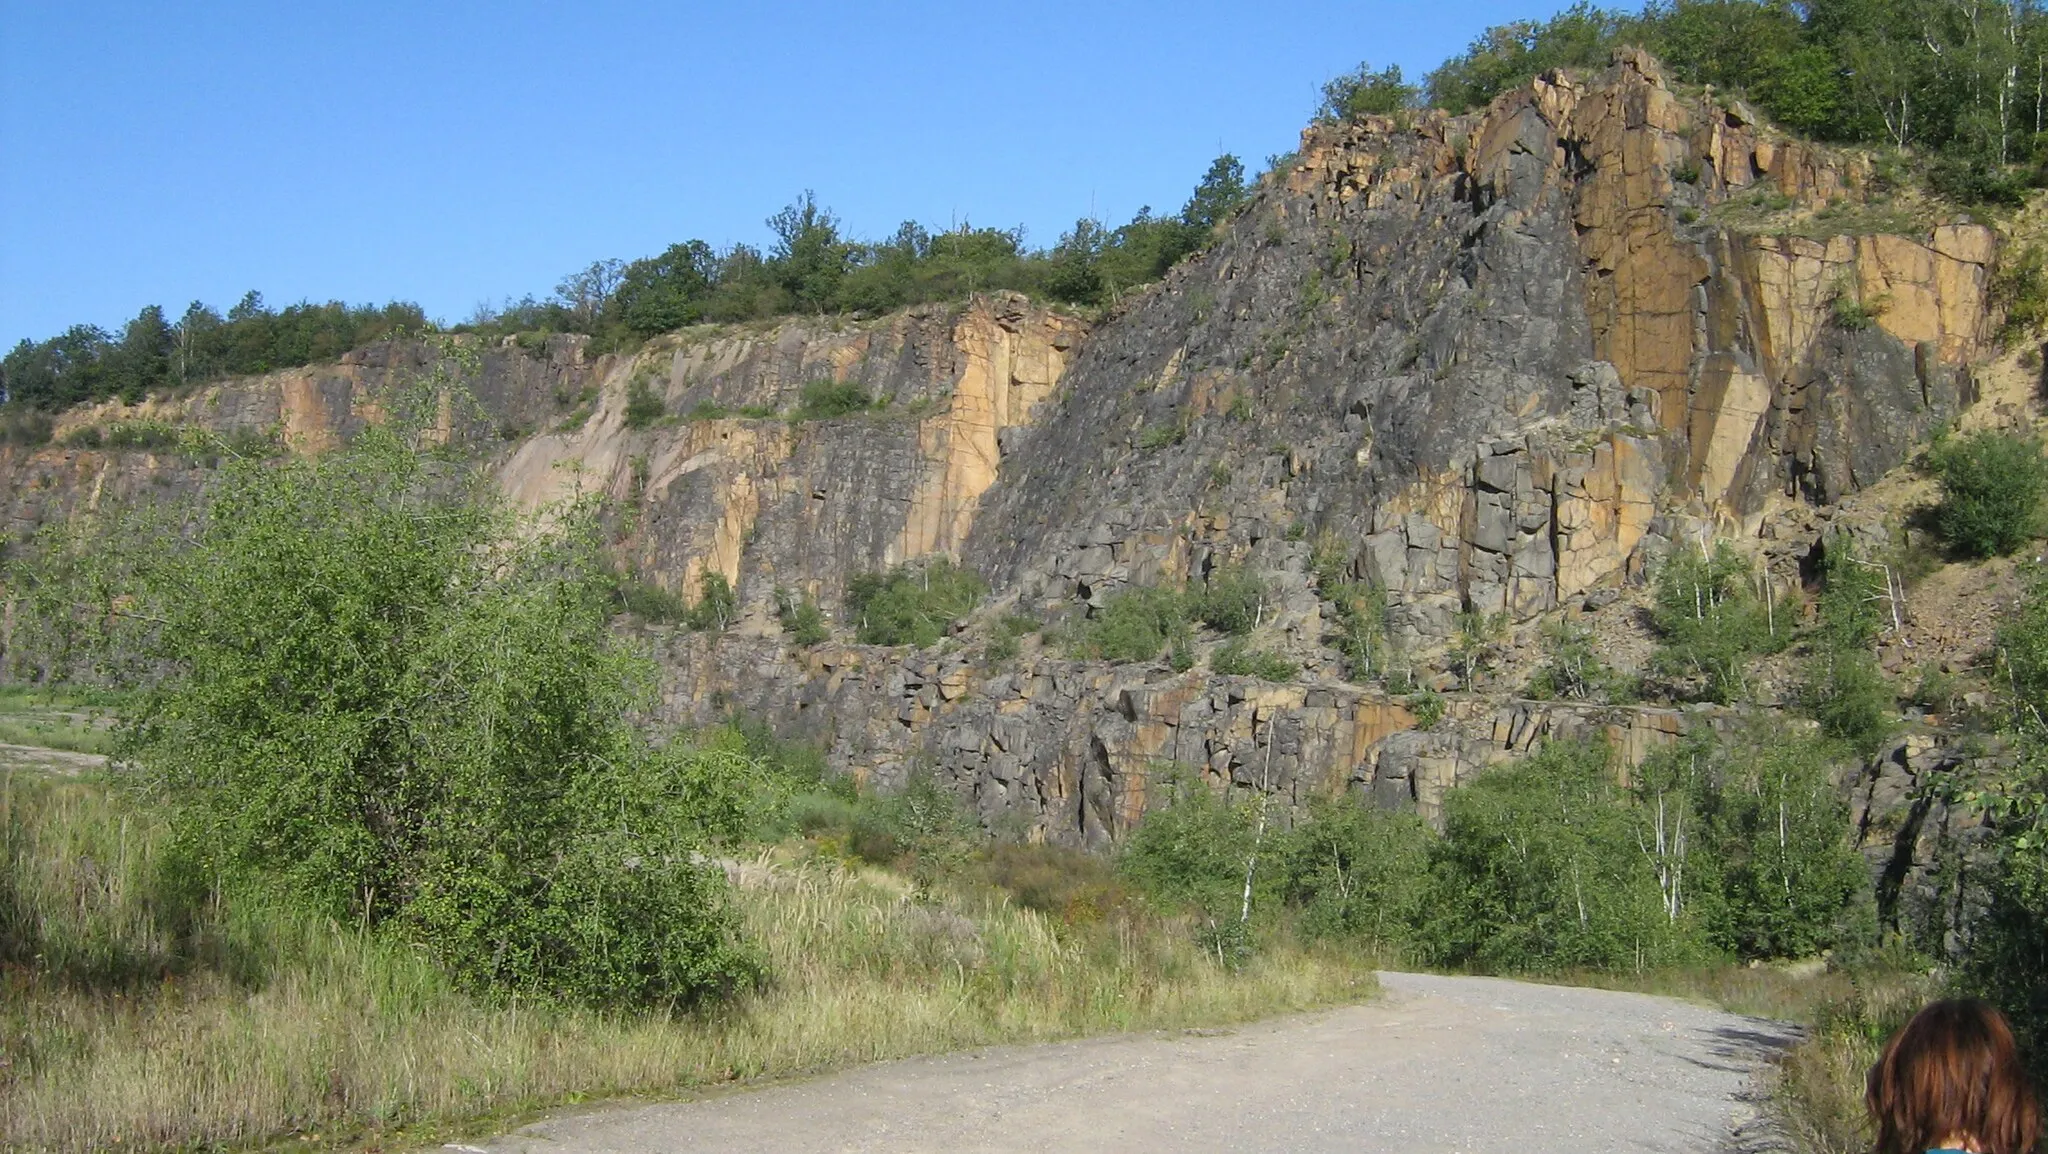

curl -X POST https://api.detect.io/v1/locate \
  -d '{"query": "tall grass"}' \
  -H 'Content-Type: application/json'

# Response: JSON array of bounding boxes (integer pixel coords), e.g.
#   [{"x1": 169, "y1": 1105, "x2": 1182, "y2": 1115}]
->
[{"x1": 0, "y1": 773, "x2": 1375, "y2": 1152}]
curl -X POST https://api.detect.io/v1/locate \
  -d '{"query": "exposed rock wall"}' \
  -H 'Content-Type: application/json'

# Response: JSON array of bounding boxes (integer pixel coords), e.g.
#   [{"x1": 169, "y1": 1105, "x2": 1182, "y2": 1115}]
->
[{"x1": 965, "y1": 52, "x2": 1990, "y2": 641}]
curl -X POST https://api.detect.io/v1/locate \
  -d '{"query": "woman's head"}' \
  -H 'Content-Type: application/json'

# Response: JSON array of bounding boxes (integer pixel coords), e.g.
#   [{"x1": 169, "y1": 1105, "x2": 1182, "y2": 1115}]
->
[{"x1": 1867, "y1": 998, "x2": 2041, "y2": 1154}]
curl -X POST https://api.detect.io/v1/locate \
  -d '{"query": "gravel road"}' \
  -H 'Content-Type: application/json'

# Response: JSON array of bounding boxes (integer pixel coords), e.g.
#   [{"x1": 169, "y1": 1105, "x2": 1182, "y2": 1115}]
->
[{"x1": 463, "y1": 971, "x2": 1800, "y2": 1154}]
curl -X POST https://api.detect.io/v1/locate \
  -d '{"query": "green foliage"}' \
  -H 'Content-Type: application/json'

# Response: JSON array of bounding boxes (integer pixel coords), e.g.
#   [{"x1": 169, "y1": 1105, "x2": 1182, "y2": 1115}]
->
[
  {"x1": 1409, "y1": 688, "x2": 1446, "y2": 730},
  {"x1": 1418, "y1": 730, "x2": 1871, "y2": 969},
  {"x1": 1448, "y1": 610, "x2": 1508, "y2": 690},
  {"x1": 6, "y1": 422, "x2": 760, "y2": 1008},
  {"x1": 1422, "y1": 0, "x2": 2048, "y2": 192},
  {"x1": 1119, "y1": 771, "x2": 1260, "y2": 929},
  {"x1": 1649, "y1": 541, "x2": 1787, "y2": 703},
  {"x1": 1066, "y1": 585, "x2": 1192, "y2": 663},
  {"x1": 1799, "y1": 646, "x2": 1896, "y2": 756},
  {"x1": 1830, "y1": 284, "x2": 1880, "y2": 330},
  {"x1": 774, "y1": 586, "x2": 829, "y2": 646},
  {"x1": 1929, "y1": 430, "x2": 2048, "y2": 557},
  {"x1": 1210, "y1": 640, "x2": 1297, "y2": 682},
  {"x1": 0, "y1": 406, "x2": 53, "y2": 447},
  {"x1": 1426, "y1": 740, "x2": 1709, "y2": 972},
  {"x1": 3, "y1": 295, "x2": 426, "y2": 412},
  {"x1": 623, "y1": 376, "x2": 666, "y2": 429},
  {"x1": 1995, "y1": 244, "x2": 2048, "y2": 343},
  {"x1": 792, "y1": 379, "x2": 875, "y2": 421},
  {"x1": 1135, "y1": 418, "x2": 1186, "y2": 451},
  {"x1": 1680, "y1": 732, "x2": 1871, "y2": 959},
  {"x1": 1525, "y1": 619, "x2": 1626, "y2": 702},
  {"x1": 1317, "y1": 61, "x2": 1418, "y2": 121},
  {"x1": 845, "y1": 557, "x2": 987, "y2": 648},
  {"x1": 687, "y1": 571, "x2": 739, "y2": 632},
  {"x1": 1275, "y1": 798, "x2": 1434, "y2": 957},
  {"x1": 1799, "y1": 534, "x2": 1897, "y2": 755},
  {"x1": 612, "y1": 575, "x2": 690, "y2": 623},
  {"x1": 1325, "y1": 581, "x2": 1391, "y2": 682},
  {"x1": 843, "y1": 770, "x2": 982, "y2": 894},
  {"x1": 1190, "y1": 565, "x2": 1267, "y2": 634}
]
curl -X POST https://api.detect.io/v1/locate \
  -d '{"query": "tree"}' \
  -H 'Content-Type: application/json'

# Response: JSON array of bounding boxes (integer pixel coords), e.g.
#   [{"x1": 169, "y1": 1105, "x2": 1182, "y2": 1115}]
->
[
  {"x1": 613, "y1": 241, "x2": 714, "y2": 337},
  {"x1": 767, "y1": 191, "x2": 850, "y2": 313},
  {"x1": 555, "y1": 259, "x2": 626, "y2": 328},
  {"x1": 1317, "y1": 62, "x2": 1419, "y2": 121},
  {"x1": 7, "y1": 363, "x2": 763, "y2": 1008},
  {"x1": 108, "y1": 305, "x2": 173, "y2": 404},
  {"x1": 1182, "y1": 154, "x2": 1249, "y2": 230}
]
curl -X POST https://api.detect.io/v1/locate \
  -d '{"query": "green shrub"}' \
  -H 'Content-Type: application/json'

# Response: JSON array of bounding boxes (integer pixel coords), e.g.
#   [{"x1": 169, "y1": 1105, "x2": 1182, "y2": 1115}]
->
[
  {"x1": 774, "y1": 586, "x2": 829, "y2": 646},
  {"x1": 1119, "y1": 772, "x2": 1261, "y2": 935},
  {"x1": 846, "y1": 557, "x2": 987, "y2": 647},
  {"x1": 1929, "y1": 430, "x2": 2048, "y2": 558},
  {"x1": 1995, "y1": 243, "x2": 2048, "y2": 343},
  {"x1": 1409, "y1": 688, "x2": 1446, "y2": 730},
  {"x1": 793, "y1": 379, "x2": 874, "y2": 421},
  {"x1": 687, "y1": 571, "x2": 739, "y2": 632},
  {"x1": 1276, "y1": 798, "x2": 1433, "y2": 957},
  {"x1": 58, "y1": 425, "x2": 103, "y2": 450},
  {"x1": 1068, "y1": 585, "x2": 1190, "y2": 663},
  {"x1": 847, "y1": 769, "x2": 980, "y2": 894},
  {"x1": 1135, "y1": 419, "x2": 1186, "y2": 451},
  {"x1": 1425, "y1": 740, "x2": 1710, "y2": 973},
  {"x1": 1210, "y1": 639, "x2": 1297, "y2": 681},
  {"x1": 623, "y1": 376, "x2": 666, "y2": 429},
  {"x1": 1799, "y1": 648, "x2": 1895, "y2": 755},
  {"x1": 1649, "y1": 541, "x2": 1787, "y2": 703},
  {"x1": 1448, "y1": 610, "x2": 1507, "y2": 690},
  {"x1": 613, "y1": 576, "x2": 690, "y2": 623},
  {"x1": 1190, "y1": 565, "x2": 1267, "y2": 634},
  {"x1": 6, "y1": 424, "x2": 761, "y2": 1008},
  {"x1": 1525, "y1": 620, "x2": 1623, "y2": 701},
  {"x1": 1325, "y1": 580, "x2": 1389, "y2": 680}
]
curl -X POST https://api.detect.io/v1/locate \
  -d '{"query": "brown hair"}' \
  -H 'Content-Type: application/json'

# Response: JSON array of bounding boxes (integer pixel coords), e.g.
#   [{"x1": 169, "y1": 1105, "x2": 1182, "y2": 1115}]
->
[{"x1": 1867, "y1": 999, "x2": 2042, "y2": 1154}]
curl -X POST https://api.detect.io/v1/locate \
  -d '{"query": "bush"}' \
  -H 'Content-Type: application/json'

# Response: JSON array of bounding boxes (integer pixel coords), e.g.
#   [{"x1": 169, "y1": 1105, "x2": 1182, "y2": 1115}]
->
[
  {"x1": 1425, "y1": 740, "x2": 1711, "y2": 973},
  {"x1": 846, "y1": 557, "x2": 987, "y2": 647},
  {"x1": 1649, "y1": 541, "x2": 1787, "y2": 703},
  {"x1": 6, "y1": 424, "x2": 761, "y2": 1008},
  {"x1": 687, "y1": 571, "x2": 739, "y2": 632},
  {"x1": 1067, "y1": 585, "x2": 1190, "y2": 663},
  {"x1": 1210, "y1": 639, "x2": 1297, "y2": 681},
  {"x1": 1119, "y1": 772, "x2": 1262, "y2": 943},
  {"x1": 1525, "y1": 620, "x2": 1624, "y2": 701},
  {"x1": 775, "y1": 586, "x2": 829, "y2": 646},
  {"x1": 1276, "y1": 798, "x2": 1433, "y2": 957},
  {"x1": 1324, "y1": 580, "x2": 1389, "y2": 680},
  {"x1": 613, "y1": 575, "x2": 689, "y2": 623},
  {"x1": 1799, "y1": 647, "x2": 1895, "y2": 755},
  {"x1": 793, "y1": 379, "x2": 874, "y2": 420},
  {"x1": 846, "y1": 770, "x2": 980, "y2": 893},
  {"x1": 1929, "y1": 430, "x2": 2048, "y2": 558},
  {"x1": 1190, "y1": 565, "x2": 1267, "y2": 634},
  {"x1": 623, "y1": 376, "x2": 666, "y2": 429},
  {"x1": 1994, "y1": 243, "x2": 2048, "y2": 343}
]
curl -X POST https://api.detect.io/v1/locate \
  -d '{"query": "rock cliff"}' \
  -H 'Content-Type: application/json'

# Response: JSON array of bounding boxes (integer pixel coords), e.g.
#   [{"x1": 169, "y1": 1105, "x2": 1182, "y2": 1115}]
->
[{"x1": 0, "y1": 51, "x2": 2008, "y2": 916}]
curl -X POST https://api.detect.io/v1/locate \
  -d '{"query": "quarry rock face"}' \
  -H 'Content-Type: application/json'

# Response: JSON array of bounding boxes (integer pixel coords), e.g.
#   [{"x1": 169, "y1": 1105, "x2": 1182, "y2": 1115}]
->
[{"x1": 0, "y1": 52, "x2": 2001, "y2": 897}]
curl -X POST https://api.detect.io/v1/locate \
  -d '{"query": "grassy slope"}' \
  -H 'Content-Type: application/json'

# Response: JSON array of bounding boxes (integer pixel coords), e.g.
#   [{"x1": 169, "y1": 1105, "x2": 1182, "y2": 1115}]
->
[{"x1": 0, "y1": 773, "x2": 1376, "y2": 1152}]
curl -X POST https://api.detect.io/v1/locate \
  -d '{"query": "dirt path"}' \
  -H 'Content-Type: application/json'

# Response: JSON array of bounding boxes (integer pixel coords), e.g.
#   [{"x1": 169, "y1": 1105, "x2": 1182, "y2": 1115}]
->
[{"x1": 462, "y1": 971, "x2": 1799, "y2": 1153}]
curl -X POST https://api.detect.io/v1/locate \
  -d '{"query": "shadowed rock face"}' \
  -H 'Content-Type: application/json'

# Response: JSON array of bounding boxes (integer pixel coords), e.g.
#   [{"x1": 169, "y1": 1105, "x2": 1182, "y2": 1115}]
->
[
  {"x1": 965, "y1": 50, "x2": 1988, "y2": 644},
  {"x1": 0, "y1": 55, "x2": 1999, "y2": 862}
]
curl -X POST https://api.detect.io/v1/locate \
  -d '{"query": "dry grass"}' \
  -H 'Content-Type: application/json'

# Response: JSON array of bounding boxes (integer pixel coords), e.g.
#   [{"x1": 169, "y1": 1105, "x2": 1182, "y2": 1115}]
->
[{"x1": 0, "y1": 774, "x2": 1376, "y2": 1152}]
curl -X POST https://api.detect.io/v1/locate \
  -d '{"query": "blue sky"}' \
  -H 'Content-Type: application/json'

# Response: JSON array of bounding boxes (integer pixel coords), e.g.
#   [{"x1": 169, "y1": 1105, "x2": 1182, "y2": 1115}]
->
[{"x1": 1, "y1": 1, "x2": 1572, "y2": 347}]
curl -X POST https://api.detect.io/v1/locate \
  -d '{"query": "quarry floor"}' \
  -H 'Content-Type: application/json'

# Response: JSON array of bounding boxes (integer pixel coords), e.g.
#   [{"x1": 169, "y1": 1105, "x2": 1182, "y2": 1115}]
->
[{"x1": 461, "y1": 970, "x2": 1797, "y2": 1153}]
